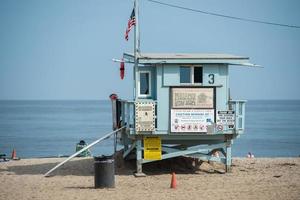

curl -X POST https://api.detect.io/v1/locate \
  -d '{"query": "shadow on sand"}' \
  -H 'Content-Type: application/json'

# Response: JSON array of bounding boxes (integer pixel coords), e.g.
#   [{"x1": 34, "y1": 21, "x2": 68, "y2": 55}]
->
[{"x1": 2, "y1": 151, "x2": 224, "y2": 176}]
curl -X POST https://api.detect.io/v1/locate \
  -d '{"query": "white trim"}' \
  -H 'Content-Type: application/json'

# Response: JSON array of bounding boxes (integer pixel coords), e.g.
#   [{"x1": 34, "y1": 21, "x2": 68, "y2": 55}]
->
[{"x1": 138, "y1": 71, "x2": 152, "y2": 98}]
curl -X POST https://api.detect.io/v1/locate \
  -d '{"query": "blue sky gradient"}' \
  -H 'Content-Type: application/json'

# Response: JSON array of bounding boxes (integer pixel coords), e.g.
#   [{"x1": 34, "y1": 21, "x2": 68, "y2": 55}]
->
[{"x1": 0, "y1": 0, "x2": 299, "y2": 100}]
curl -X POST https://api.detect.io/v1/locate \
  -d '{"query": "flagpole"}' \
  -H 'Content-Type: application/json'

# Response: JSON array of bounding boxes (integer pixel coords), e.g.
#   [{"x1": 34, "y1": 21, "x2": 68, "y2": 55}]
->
[{"x1": 134, "y1": 0, "x2": 139, "y2": 100}]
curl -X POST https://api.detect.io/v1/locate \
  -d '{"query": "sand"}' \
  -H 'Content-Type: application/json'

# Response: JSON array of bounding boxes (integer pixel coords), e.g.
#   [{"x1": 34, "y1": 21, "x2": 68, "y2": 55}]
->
[{"x1": 0, "y1": 156, "x2": 299, "y2": 200}]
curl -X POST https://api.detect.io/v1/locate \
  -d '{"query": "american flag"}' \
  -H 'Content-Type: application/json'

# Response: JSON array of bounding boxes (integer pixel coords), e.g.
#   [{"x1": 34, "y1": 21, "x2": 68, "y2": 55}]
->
[{"x1": 125, "y1": 8, "x2": 136, "y2": 41}]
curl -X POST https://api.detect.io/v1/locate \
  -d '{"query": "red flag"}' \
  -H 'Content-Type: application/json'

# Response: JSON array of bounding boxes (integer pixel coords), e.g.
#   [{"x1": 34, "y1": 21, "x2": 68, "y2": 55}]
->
[{"x1": 125, "y1": 8, "x2": 136, "y2": 41}]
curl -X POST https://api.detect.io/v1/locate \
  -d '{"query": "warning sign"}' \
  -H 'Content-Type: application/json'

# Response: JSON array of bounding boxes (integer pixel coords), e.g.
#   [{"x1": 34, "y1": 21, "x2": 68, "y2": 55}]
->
[
  {"x1": 135, "y1": 102, "x2": 155, "y2": 132},
  {"x1": 216, "y1": 111, "x2": 235, "y2": 130},
  {"x1": 171, "y1": 109, "x2": 214, "y2": 132},
  {"x1": 144, "y1": 136, "x2": 162, "y2": 160}
]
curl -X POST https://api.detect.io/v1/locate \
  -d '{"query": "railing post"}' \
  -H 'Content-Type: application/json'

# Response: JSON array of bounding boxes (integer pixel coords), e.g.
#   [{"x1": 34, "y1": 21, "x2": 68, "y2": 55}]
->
[
  {"x1": 225, "y1": 138, "x2": 232, "y2": 172},
  {"x1": 241, "y1": 102, "x2": 246, "y2": 130},
  {"x1": 234, "y1": 102, "x2": 239, "y2": 131},
  {"x1": 126, "y1": 102, "x2": 130, "y2": 128},
  {"x1": 121, "y1": 101, "x2": 125, "y2": 126},
  {"x1": 114, "y1": 131, "x2": 117, "y2": 154},
  {"x1": 109, "y1": 94, "x2": 118, "y2": 130},
  {"x1": 134, "y1": 138, "x2": 146, "y2": 177}
]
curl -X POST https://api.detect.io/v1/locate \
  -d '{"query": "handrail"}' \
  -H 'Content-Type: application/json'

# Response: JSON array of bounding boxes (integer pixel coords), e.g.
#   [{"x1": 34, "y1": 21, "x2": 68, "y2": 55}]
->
[
  {"x1": 229, "y1": 100, "x2": 247, "y2": 103},
  {"x1": 229, "y1": 100, "x2": 246, "y2": 131},
  {"x1": 44, "y1": 126, "x2": 126, "y2": 177}
]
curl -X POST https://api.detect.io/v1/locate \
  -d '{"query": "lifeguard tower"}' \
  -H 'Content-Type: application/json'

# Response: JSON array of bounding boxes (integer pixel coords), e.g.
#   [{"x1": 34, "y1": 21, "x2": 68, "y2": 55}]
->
[
  {"x1": 110, "y1": 1, "x2": 258, "y2": 176},
  {"x1": 111, "y1": 52, "x2": 258, "y2": 175}
]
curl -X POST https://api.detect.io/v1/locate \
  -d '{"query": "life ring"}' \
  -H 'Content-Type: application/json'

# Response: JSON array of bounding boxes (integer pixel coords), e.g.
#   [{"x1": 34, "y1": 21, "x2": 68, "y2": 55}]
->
[{"x1": 120, "y1": 60, "x2": 125, "y2": 80}]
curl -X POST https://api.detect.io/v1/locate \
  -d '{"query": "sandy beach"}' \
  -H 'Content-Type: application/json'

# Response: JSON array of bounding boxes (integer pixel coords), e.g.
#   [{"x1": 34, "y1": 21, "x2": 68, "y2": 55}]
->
[{"x1": 0, "y1": 156, "x2": 299, "y2": 200}]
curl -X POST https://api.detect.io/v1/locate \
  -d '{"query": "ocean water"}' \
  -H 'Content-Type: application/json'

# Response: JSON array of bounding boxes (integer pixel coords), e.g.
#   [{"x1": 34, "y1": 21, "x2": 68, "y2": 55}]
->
[{"x1": 0, "y1": 100, "x2": 299, "y2": 158}]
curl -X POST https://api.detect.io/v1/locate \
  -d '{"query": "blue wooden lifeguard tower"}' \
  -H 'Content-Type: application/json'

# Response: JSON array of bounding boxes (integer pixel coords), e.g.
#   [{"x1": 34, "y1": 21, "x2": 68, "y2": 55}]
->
[
  {"x1": 109, "y1": 0, "x2": 258, "y2": 176},
  {"x1": 112, "y1": 52, "x2": 257, "y2": 175}
]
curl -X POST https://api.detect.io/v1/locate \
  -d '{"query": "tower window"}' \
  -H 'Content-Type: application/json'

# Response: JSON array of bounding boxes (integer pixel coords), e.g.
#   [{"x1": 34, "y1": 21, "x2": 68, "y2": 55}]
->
[
  {"x1": 180, "y1": 66, "x2": 203, "y2": 84},
  {"x1": 138, "y1": 71, "x2": 151, "y2": 97},
  {"x1": 194, "y1": 67, "x2": 203, "y2": 83},
  {"x1": 180, "y1": 67, "x2": 191, "y2": 83}
]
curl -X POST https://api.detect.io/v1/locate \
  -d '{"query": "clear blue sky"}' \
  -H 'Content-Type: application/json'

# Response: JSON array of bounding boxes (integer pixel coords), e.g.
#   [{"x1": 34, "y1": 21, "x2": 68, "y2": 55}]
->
[{"x1": 0, "y1": 0, "x2": 299, "y2": 100}]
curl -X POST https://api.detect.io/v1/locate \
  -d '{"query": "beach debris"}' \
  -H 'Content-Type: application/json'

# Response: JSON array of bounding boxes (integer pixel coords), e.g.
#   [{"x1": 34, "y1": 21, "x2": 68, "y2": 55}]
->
[
  {"x1": 247, "y1": 152, "x2": 255, "y2": 158},
  {"x1": 273, "y1": 175, "x2": 282, "y2": 178},
  {"x1": 170, "y1": 172, "x2": 177, "y2": 189},
  {"x1": 11, "y1": 149, "x2": 20, "y2": 160}
]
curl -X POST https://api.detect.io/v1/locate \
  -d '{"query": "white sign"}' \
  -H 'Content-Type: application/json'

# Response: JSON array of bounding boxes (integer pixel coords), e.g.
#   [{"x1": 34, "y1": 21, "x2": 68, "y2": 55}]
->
[
  {"x1": 171, "y1": 109, "x2": 214, "y2": 133},
  {"x1": 135, "y1": 102, "x2": 155, "y2": 132},
  {"x1": 216, "y1": 111, "x2": 235, "y2": 131}
]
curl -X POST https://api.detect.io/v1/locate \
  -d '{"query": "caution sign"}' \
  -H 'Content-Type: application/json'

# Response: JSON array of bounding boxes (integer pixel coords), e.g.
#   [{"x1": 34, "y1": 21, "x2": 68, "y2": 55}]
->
[
  {"x1": 216, "y1": 111, "x2": 235, "y2": 130},
  {"x1": 171, "y1": 109, "x2": 214, "y2": 133},
  {"x1": 143, "y1": 136, "x2": 162, "y2": 160}
]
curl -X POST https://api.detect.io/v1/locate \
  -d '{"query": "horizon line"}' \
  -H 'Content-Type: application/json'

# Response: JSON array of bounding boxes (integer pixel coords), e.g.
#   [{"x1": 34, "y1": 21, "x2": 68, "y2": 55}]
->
[{"x1": 0, "y1": 99, "x2": 300, "y2": 101}]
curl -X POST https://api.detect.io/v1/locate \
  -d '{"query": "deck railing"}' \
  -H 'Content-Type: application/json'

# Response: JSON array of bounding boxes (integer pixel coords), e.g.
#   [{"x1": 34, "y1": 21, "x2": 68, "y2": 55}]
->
[
  {"x1": 117, "y1": 99, "x2": 158, "y2": 134},
  {"x1": 229, "y1": 100, "x2": 246, "y2": 134},
  {"x1": 115, "y1": 99, "x2": 246, "y2": 135},
  {"x1": 118, "y1": 100, "x2": 135, "y2": 130}
]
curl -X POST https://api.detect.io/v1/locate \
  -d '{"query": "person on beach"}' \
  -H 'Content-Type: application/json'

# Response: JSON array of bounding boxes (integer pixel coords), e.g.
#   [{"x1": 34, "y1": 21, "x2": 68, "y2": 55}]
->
[{"x1": 247, "y1": 152, "x2": 255, "y2": 158}]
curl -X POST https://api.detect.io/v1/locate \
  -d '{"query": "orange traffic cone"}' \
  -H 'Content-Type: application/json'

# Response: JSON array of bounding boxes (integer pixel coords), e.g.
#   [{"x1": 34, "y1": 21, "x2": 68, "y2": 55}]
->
[
  {"x1": 170, "y1": 172, "x2": 177, "y2": 189},
  {"x1": 11, "y1": 149, "x2": 19, "y2": 160}
]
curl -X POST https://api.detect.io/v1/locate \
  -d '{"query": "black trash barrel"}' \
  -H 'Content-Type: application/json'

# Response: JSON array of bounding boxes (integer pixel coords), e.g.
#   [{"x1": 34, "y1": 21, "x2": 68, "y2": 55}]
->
[{"x1": 94, "y1": 155, "x2": 115, "y2": 188}]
